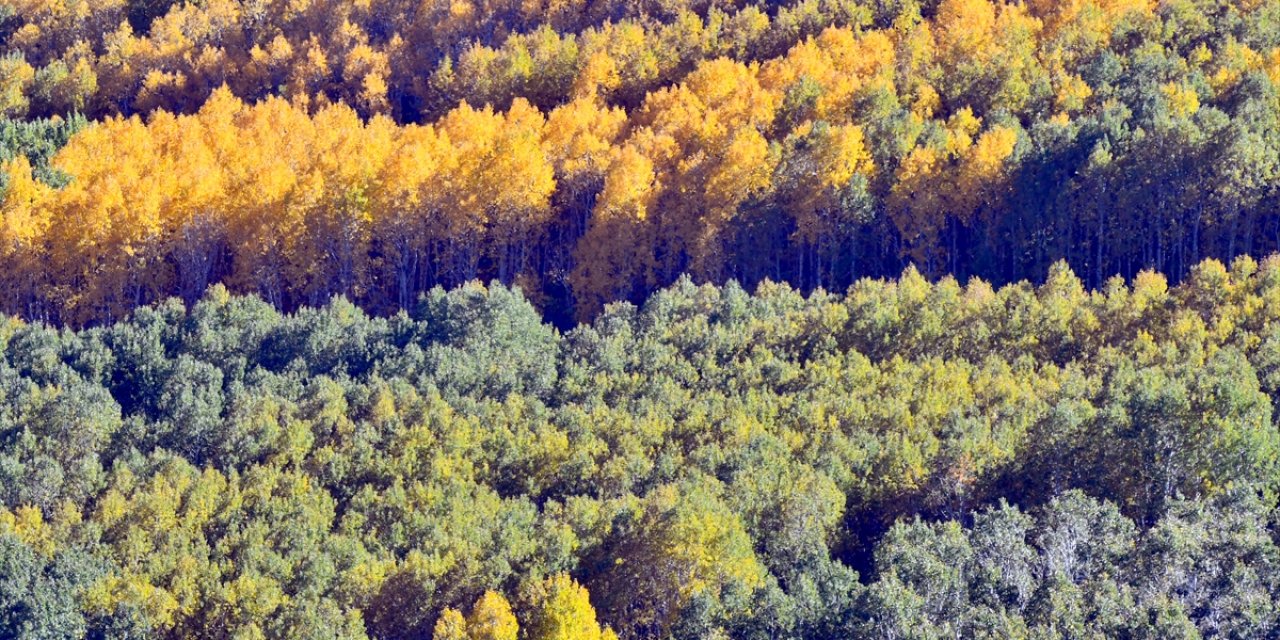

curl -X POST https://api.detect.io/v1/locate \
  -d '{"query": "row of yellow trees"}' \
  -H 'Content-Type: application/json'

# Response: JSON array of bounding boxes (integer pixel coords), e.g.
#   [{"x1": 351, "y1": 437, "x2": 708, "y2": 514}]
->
[
  {"x1": 0, "y1": 0, "x2": 861, "y2": 120},
  {"x1": 5, "y1": 0, "x2": 1280, "y2": 323},
  {"x1": 0, "y1": 16, "x2": 1035, "y2": 322}
]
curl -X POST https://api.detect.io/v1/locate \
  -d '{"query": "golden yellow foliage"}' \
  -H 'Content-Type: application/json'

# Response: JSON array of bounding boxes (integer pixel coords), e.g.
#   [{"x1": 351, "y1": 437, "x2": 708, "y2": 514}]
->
[
  {"x1": 526, "y1": 574, "x2": 612, "y2": 640},
  {"x1": 436, "y1": 608, "x2": 470, "y2": 640},
  {"x1": 467, "y1": 591, "x2": 519, "y2": 640}
]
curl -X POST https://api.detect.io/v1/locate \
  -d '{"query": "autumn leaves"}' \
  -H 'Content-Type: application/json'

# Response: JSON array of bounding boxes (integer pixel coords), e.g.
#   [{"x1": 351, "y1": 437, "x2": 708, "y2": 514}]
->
[
  {"x1": 0, "y1": 22, "x2": 897, "y2": 323},
  {"x1": 8, "y1": 0, "x2": 1256, "y2": 325}
]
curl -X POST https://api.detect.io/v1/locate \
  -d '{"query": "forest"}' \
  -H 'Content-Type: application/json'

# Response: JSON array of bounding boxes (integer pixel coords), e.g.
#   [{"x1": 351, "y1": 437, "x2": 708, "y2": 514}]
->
[
  {"x1": 5, "y1": 0, "x2": 1280, "y2": 638},
  {"x1": 1, "y1": 0, "x2": 1280, "y2": 323},
  {"x1": 5, "y1": 262, "x2": 1280, "y2": 637}
]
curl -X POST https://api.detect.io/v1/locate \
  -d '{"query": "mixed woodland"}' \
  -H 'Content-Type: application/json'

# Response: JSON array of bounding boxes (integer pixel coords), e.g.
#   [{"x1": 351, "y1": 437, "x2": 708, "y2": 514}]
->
[
  {"x1": 6, "y1": 265, "x2": 1280, "y2": 637},
  {"x1": 1, "y1": 0, "x2": 1280, "y2": 322},
  {"x1": 5, "y1": 0, "x2": 1280, "y2": 638}
]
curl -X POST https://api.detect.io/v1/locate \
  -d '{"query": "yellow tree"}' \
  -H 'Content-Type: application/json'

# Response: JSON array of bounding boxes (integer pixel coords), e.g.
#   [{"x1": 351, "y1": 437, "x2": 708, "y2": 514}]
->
[
  {"x1": 934, "y1": 0, "x2": 999, "y2": 64},
  {"x1": 3, "y1": 0, "x2": 126, "y2": 73},
  {"x1": 437, "y1": 99, "x2": 556, "y2": 284},
  {"x1": 955, "y1": 124, "x2": 1019, "y2": 215},
  {"x1": 435, "y1": 608, "x2": 470, "y2": 640},
  {"x1": 544, "y1": 96, "x2": 627, "y2": 225},
  {"x1": 592, "y1": 484, "x2": 765, "y2": 640},
  {"x1": 932, "y1": 0, "x2": 1045, "y2": 113},
  {"x1": 150, "y1": 95, "x2": 226, "y2": 304},
  {"x1": 888, "y1": 110, "x2": 1018, "y2": 271},
  {"x1": 243, "y1": 35, "x2": 297, "y2": 101},
  {"x1": 0, "y1": 156, "x2": 50, "y2": 252},
  {"x1": 45, "y1": 112, "x2": 177, "y2": 321},
  {"x1": 0, "y1": 54, "x2": 35, "y2": 118},
  {"x1": 578, "y1": 22, "x2": 660, "y2": 105},
  {"x1": 216, "y1": 95, "x2": 312, "y2": 307},
  {"x1": 480, "y1": 98, "x2": 556, "y2": 283},
  {"x1": 0, "y1": 156, "x2": 53, "y2": 313},
  {"x1": 759, "y1": 27, "x2": 896, "y2": 128},
  {"x1": 629, "y1": 57, "x2": 778, "y2": 280},
  {"x1": 525, "y1": 574, "x2": 617, "y2": 640},
  {"x1": 569, "y1": 139, "x2": 662, "y2": 319},
  {"x1": 467, "y1": 591, "x2": 519, "y2": 640},
  {"x1": 540, "y1": 96, "x2": 628, "y2": 297},
  {"x1": 294, "y1": 104, "x2": 393, "y2": 304},
  {"x1": 776, "y1": 121, "x2": 876, "y2": 286},
  {"x1": 371, "y1": 123, "x2": 455, "y2": 308}
]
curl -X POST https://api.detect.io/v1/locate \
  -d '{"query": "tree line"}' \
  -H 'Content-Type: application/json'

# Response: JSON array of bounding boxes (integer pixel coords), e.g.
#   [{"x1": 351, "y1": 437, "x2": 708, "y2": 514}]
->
[
  {"x1": 4, "y1": 257, "x2": 1280, "y2": 637},
  {"x1": 3, "y1": 0, "x2": 1280, "y2": 324}
]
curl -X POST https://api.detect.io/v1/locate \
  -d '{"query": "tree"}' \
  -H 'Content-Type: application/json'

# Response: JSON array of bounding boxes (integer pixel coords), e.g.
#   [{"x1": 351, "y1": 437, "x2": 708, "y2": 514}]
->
[
  {"x1": 435, "y1": 608, "x2": 469, "y2": 640},
  {"x1": 591, "y1": 483, "x2": 765, "y2": 639},
  {"x1": 0, "y1": 534, "x2": 112, "y2": 640},
  {"x1": 467, "y1": 591, "x2": 519, "y2": 640},
  {"x1": 524, "y1": 574, "x2": 616, "y2": 640}
]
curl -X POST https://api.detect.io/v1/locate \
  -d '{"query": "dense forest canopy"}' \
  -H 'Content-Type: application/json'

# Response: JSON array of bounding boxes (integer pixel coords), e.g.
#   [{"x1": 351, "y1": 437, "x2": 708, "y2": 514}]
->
[
  {"x1": 4, "y1": 260, "x2": 1280, "y2": 637},
  {"x1": 2, "y1": 0, "x2": 1280, "y2": 323},
  {"x1": 7, "y1": 0, "x2": 1280, "y2": 638}
]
